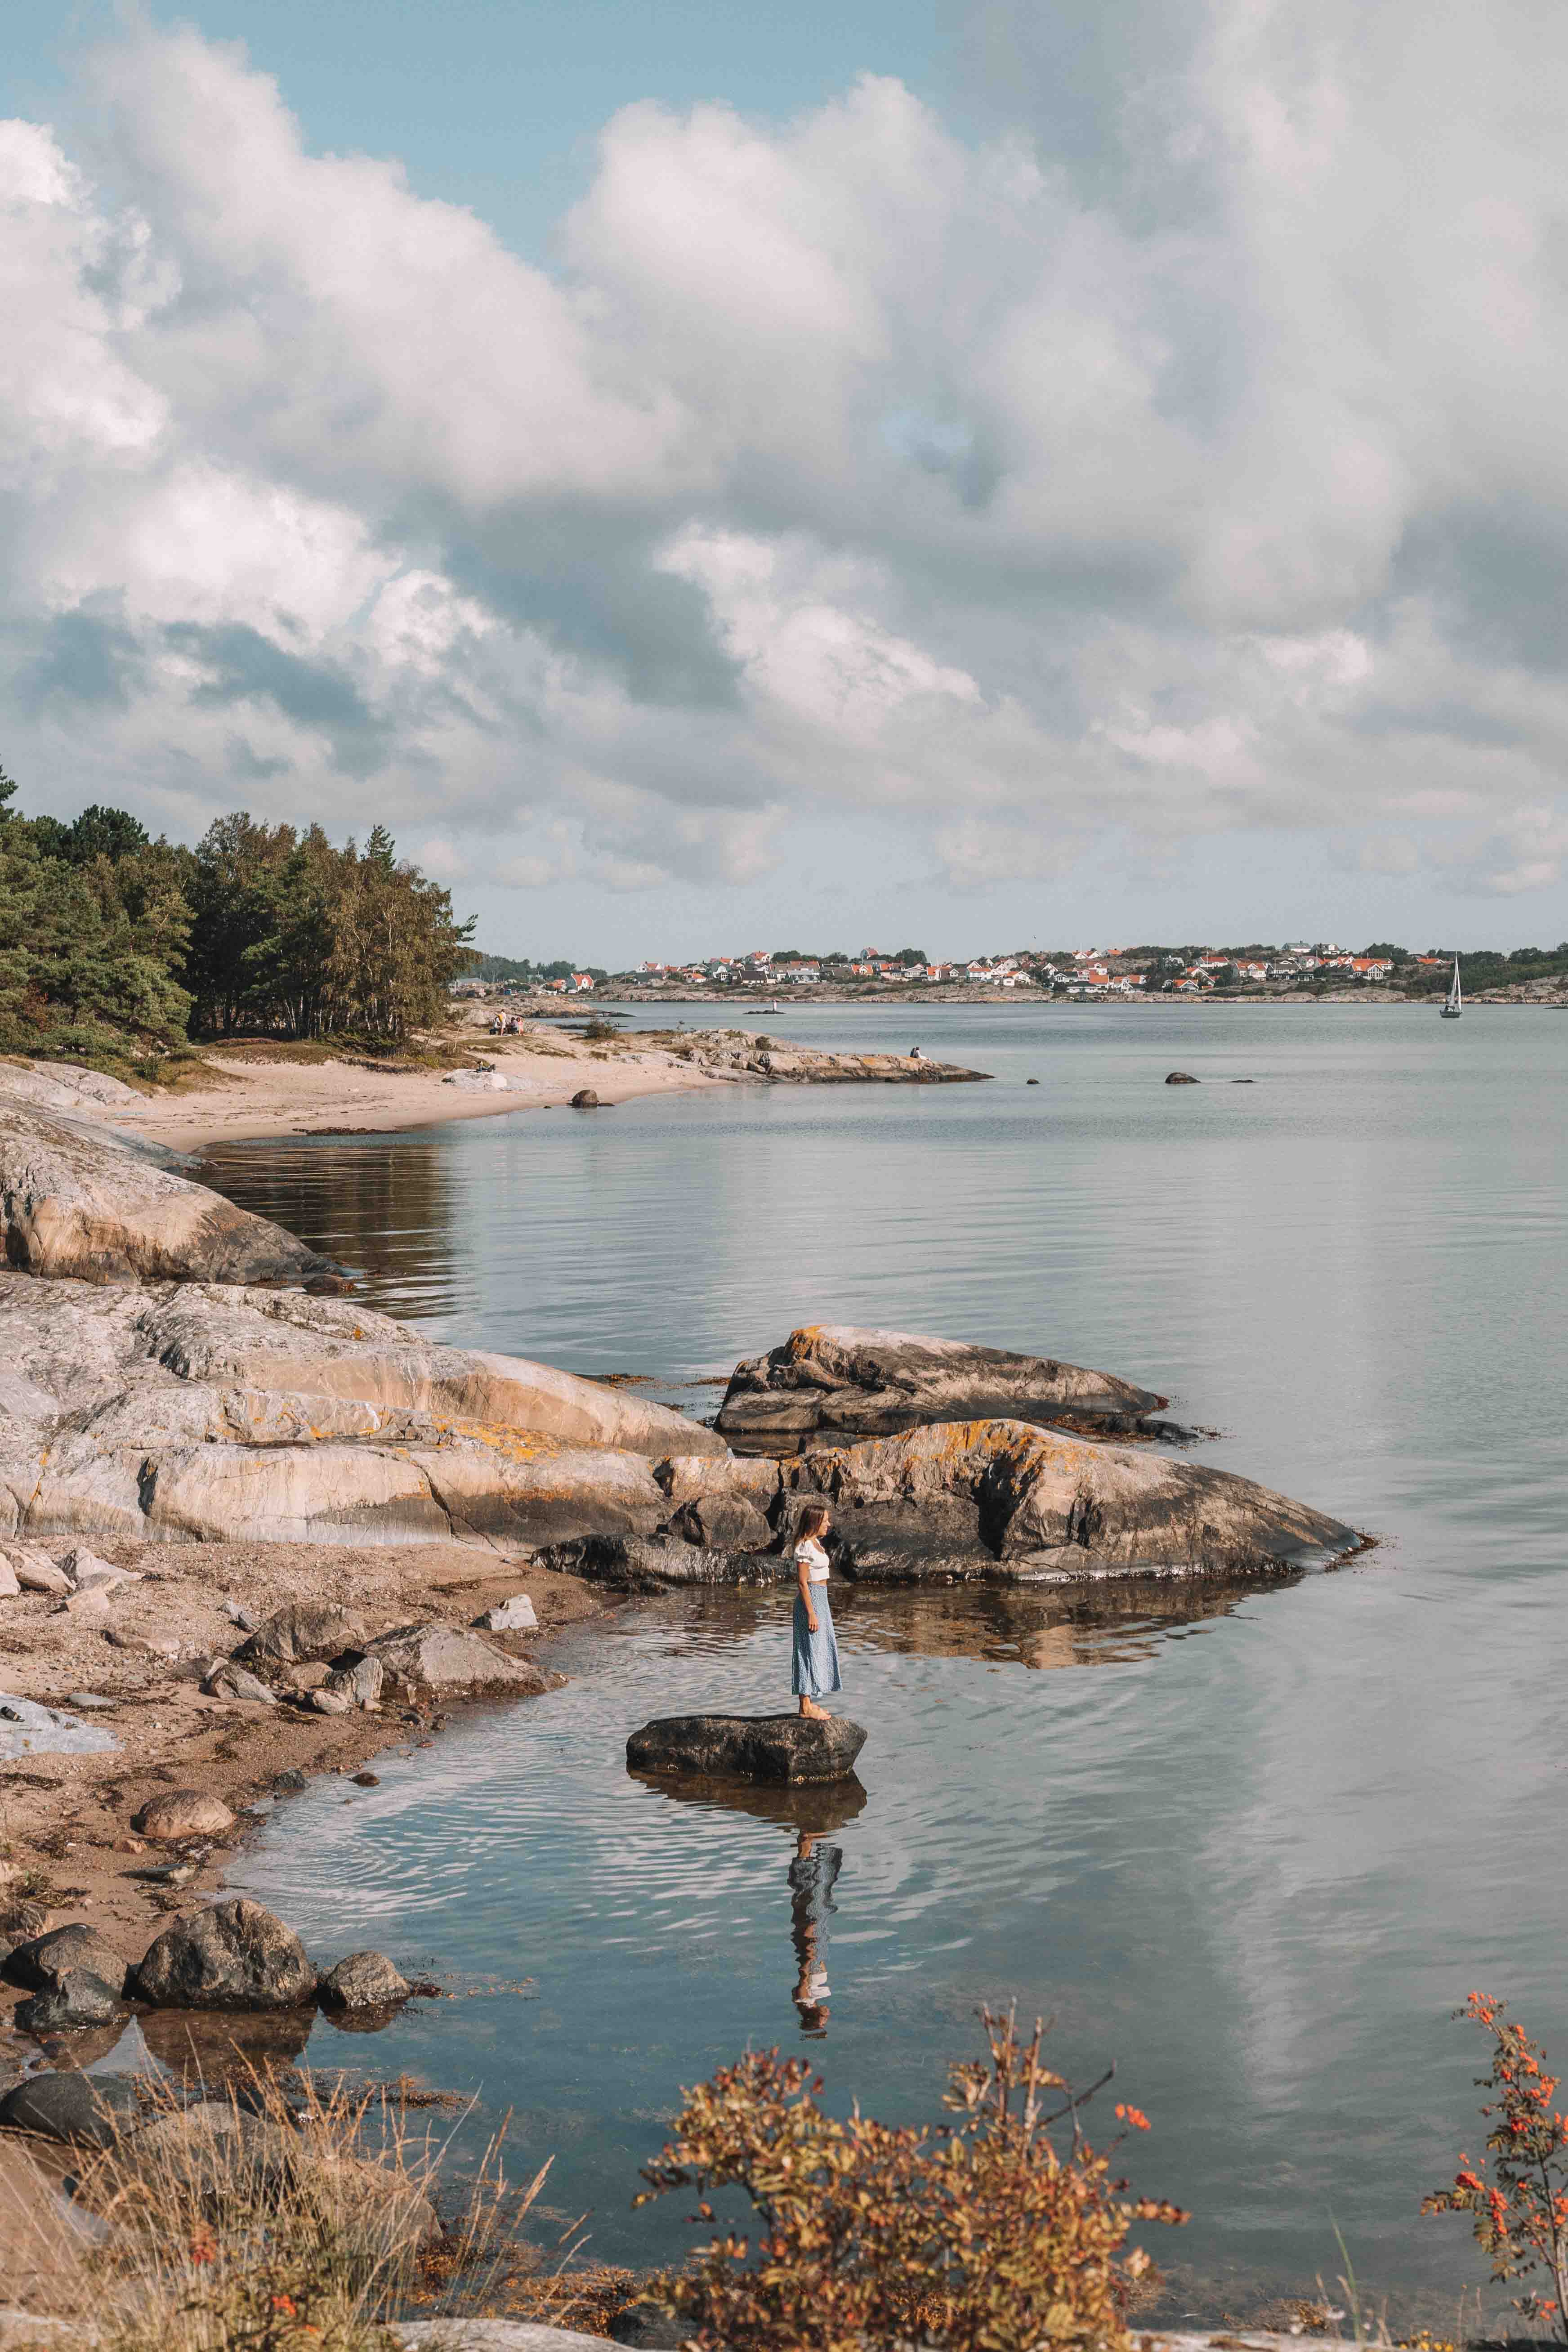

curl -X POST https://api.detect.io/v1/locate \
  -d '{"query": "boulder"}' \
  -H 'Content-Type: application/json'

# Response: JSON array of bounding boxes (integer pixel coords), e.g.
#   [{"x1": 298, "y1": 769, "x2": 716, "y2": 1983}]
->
[
  {"x1": 627, "y1": 1713, "x2": 867, "y2": 1784},
  {"x1": 60, "y1": 1546, "x2": 130, "y2": 1591},
  {"x1": 201, "y1": 1661, "x2": 278, "y2": 1706},
  {"x1": 0, "y1": 1556, "x2": 16, "y2": 1597},
  {"x1": 4, "y1": 1547, "x2": 70, "y2": 1595},
  {"x1": 234, "y1": 1601, "x2": 368, "y2": 1668},
  {"x1": 318, "y1": 1950, "x2": 411, "y2": 2010},
  {"x1": 132, "y1": 1790, "x2": 237, "y2": 1841},
  {"x1": 322, "y1": 1653, "x2": 384, "y2": 1709},
  {"x1": 310, "y1": 1688, "x2": 349, "y2": 1714},
  {"x1": 569, "y1": 1088, "x2": 600, "y2": 1109},
  {"x1": 0, "y1": 2067, "x2": 143, "y2": 2144},
  {"x1": 131, "y1": 1898, "x2": 318, "y2": 2010},
  {"x1": 366, "y1": 1622, "x2": 544, "y2": 1698},
  {"x1": 663, "y1": 1491, "x2": 774, "y2": 1550},
  {"x1": 1164, "y1": 1071, "x2": 1199, "y2": 1085},
  {"x1": 2, "y1": 1922, "x2": 129, "y2": 1993},
  {"x1": 0, "y1": 1095, "x2": 328, "y2": 1285},
  {"x1": 715, "y1": 1324, "x2": 1165, "y2": 1449},
  {"x1": 16, "y1": 1967, "x2": 124, "y2": 2031},
  {"x1": 472, "y1": 1593, "x2": 537, "y2": 1632}
]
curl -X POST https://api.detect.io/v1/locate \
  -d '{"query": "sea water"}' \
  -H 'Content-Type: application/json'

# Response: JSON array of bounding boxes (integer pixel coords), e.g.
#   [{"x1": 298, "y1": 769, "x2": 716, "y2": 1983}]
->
[{"x1": 208, "y1": 1002, "x2": 1567, "y2": 2327}]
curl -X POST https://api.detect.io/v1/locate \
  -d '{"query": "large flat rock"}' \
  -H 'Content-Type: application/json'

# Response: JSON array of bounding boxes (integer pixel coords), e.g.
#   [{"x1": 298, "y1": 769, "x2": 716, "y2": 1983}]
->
[
  {"x1": 626, "y1": 1713, "x2": 867, "y2": 1783},
  {"x1": 0, "y1": 1092, "x2": 325, "y2": 1285},
  {"x1": 716, "y1": 1324, "x2": 1166, "y2": 1449},
  {"x1": 0, "y1": 1271, "x2": 718, "y2": 1547}
]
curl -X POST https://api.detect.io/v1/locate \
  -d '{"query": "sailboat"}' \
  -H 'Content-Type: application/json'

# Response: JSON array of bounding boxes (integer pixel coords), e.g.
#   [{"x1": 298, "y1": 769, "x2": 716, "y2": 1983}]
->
[{"x1": 1440, "y1": 957, "x2": 1462, "y2": 1019}]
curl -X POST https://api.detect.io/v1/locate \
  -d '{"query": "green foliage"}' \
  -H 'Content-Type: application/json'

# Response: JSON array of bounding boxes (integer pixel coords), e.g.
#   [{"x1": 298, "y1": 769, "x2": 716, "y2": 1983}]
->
[{"x1": 637, "y1": 2005, "x2": 1184, "y2": 2352}]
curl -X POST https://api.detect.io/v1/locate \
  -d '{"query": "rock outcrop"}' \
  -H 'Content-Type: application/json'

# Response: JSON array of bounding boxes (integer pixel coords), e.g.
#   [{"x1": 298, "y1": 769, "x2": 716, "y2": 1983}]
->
[
  {"x1": 0, "y1": 1091, "x2": 328, "y2": 1285},
  {"x1": 626, "y1": 1713, "x2": 867, "y2": 1784},
  {"x1": 663, "y1": 1031, "x2": 989, "y2": 1088},
  {"x1": 0, "y1": 1270, "x2": 717, "y2": 1546},
  {"x1": 716, "y1": 1324, "x2": 1170, "y2": 1450},
  {"x1": 131, "y1": 1898, "x2": 319, "y2": 2010},
  {"x1": 553, "y1": 1422, "x2": 1359, "y2": 1588}
]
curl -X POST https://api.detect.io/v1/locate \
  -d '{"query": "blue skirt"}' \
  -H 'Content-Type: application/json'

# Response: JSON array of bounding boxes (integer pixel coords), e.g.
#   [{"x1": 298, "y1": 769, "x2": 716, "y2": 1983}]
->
[{"x1": 792, "y1": 1586, "x2": 842, "y2": 1699}]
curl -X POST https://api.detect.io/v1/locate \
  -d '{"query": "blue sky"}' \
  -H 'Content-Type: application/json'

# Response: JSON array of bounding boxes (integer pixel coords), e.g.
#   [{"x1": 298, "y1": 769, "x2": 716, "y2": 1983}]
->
[{"x1": 3, "y1": 0, "x2": 1567, "y2": 961}]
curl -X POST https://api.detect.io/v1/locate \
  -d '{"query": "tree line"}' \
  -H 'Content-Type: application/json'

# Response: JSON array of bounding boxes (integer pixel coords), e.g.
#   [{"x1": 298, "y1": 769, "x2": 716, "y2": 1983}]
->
[{"x1": 0, "y1": 768, "x2": 474, "y2": 1062}]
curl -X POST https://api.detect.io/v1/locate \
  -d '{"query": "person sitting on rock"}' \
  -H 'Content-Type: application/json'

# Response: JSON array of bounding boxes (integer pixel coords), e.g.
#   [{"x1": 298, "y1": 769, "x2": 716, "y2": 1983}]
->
[
  {"x1": 908, "y1": 1043, "x2": 924, "y2": 1059},
  {"x1": 792, "y1": 1502, "x2": 841, "y2": 1721}
]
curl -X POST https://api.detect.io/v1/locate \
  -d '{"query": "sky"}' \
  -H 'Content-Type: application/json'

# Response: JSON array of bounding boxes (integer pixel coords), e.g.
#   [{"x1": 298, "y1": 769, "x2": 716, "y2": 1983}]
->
[{"x1": 4, "y1": 0, "x2": 1568, "y2": 962}]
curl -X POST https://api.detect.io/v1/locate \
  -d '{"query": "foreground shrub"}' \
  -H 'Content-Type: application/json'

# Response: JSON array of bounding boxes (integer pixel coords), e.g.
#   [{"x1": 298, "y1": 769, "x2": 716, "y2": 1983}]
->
[
  {"x1": 1424, "y1": 1990, "x2": 1568, "y2": 2339},
  {"x1": 637, "y1": 2004, "x2": 1185, "y2": 2352}
]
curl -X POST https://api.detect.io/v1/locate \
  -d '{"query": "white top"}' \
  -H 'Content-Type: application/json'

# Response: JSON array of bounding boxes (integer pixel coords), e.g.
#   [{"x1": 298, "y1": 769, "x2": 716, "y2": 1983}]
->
[{"x1": 795, "y1": 1535, "x2": 830, "y2": 1583}]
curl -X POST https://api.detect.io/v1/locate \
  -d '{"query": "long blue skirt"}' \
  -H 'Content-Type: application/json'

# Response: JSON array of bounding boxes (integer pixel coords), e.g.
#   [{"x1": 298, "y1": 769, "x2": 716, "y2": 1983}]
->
[{"x1": 792, "y1": 1587, "x2": 843, "y2": 1699}]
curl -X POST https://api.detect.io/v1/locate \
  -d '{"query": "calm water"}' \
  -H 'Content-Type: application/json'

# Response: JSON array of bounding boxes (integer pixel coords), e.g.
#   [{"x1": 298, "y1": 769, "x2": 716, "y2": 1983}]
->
[{"x1": 209, "y1": 1004, "x2": 1568, "y2": 2327}]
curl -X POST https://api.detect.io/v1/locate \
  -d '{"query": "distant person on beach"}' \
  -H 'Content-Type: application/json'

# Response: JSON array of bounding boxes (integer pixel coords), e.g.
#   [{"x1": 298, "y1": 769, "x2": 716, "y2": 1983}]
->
[{"x1": 792, "y1": 1502, "x2": 841, "y2": 1720}]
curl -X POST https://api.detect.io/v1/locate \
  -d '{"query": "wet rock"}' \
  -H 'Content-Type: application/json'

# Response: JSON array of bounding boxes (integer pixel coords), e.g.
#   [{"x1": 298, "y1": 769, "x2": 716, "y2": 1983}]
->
[
  {"x1": 569, "y1": 1088, "x2": 600, "y2": 1108},
  {"x1": 234, "y1": 1600, "x2": 368, "y2": 1669},
  {"x1": 350, "y1": 1771, "x2": 380, "y2": 1787},
  {"x1": 201, "y1": 1661, "x2": 278, "y2": 1705},
  {"x1": 133, "y1": 1790, "x2": 236, "y2": 1841},
  {"x1": 471, "y1": 1593, "x2": 537, "y2": 1632},
  {"x1": 131, "y1": 1898, "x2": 318, "y2": 2010},
  {"x1": 318, "y1": 1951, "x2": 411, "y2": 2010},
  {"x1": 322, "y1": 1653, "x2": 384, "y2": 1709},
  {"x1": 0, "y1": 2067, "x2": 143, "y2": 2145},
  {"x1": 273, "y1": 1768, "x2": 308, "y2": 1795},
  {"x1": 1164, "y1": 1071, "x2": 1199, "y2": 1084},
  {"x1": 627, "y1": 1713, "x2": 867, "y2": 1785},
  {"x1": 16, "y1": 1967, "x2": 124, "y2": 2031},
  {"x1": 367, "y1": 1622, "x2": 545, "y2": 1698},
  {"x1": 715, "y1": 1324, "x2": 1164, "y2": 1449},
  {"x1": 2, "y1": 1922, "x2": 129, "y2": 1993},
  {"x1": 541, "y1": 1533, "x2": 785, "y2": 1590}
]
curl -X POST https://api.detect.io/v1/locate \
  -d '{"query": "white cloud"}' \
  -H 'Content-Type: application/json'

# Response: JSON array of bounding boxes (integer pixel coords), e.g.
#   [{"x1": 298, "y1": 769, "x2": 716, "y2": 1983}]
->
[{"x1": 2, "y1": 4, "x2": 1568, "y2": 930}]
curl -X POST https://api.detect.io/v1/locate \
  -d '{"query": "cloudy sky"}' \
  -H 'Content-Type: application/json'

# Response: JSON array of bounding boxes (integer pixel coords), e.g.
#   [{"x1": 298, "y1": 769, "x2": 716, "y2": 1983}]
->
[{"x1": 4, "y1": 0, "x2": 1568, "y2": 960}]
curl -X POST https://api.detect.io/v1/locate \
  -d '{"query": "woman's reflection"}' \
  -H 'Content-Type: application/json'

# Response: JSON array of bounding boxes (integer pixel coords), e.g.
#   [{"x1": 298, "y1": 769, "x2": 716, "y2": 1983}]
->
[{"x1": 788, "y1": 1829, "x2": 841, "y2": 2037}]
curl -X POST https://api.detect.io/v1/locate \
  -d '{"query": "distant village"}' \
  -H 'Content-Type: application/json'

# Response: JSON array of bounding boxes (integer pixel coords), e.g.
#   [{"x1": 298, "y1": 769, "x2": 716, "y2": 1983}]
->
[{"x1": 456, "y1": 941, "x2": 1468, "y2": 1000}]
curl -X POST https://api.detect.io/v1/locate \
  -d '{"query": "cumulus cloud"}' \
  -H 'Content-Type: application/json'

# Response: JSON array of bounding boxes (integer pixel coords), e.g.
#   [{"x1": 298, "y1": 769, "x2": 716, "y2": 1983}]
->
[{"x1": 3, "y1": 4, "x2": 1568, "y2": 931}]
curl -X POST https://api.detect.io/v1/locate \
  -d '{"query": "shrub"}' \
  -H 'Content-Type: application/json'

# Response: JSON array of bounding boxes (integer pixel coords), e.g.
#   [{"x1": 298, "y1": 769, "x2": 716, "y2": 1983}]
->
[
  {"x1": 1424, "y1": 1990, "x2": 1568, "y2": 2338},
  {"x1": 636, "y1": 2004, "x2": 1185, "y2": 2352}
]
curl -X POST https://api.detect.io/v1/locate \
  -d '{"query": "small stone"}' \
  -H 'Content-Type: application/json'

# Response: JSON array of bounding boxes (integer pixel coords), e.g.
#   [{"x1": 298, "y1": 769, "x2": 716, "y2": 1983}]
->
[
  {"x1": 17, "y1": 1967, "x2": 124, "y2": 2031},
  {"x1": 350, "y1": 1771, "x2": 380, "y2": 1787},
  {"x1": 471, "y1": 1593, "x2": 538, "y2": 1633},
  {"x1": 65, "y1": 1691, "x2": 116, "y2": 1711},
  {"x1": 570, "y1": 1087, "x2": 600, "y2": 1108},
  {"x1": 222, "y1": 1600, "x2": 259, "y2": 1632},
  {"x1": 116, "y1": 1836, "x2": 146, "y2": 1854},
  {"x1": 317, "y1": 1950, "x2": 411, "y2": 2011},
  {"x1": 1026, "y1": 1077, "x2": 1040, "y2": 1086},
  {"x1": 132, "y1": 1789, "x2": 237, "y2": 1841},
  {"x1": 310, "y1": 1688, "x2": 350, "y2": 1715},
  {"x1": 201, "y1": 1662, "x2": 278, "y2": 1706}
]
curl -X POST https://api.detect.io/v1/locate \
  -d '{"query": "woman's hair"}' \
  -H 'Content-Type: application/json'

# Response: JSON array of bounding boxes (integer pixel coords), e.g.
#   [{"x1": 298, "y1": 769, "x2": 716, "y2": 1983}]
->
[{"x1": 798, "y1": 1502, "x2": 832, "y2": 1539}]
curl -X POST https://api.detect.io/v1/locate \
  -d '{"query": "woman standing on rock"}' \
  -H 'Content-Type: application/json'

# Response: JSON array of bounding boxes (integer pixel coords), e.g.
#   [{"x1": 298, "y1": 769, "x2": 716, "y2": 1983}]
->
[{"x1": 793, "y1": 1502, "x2": 841, "y2": 1720}]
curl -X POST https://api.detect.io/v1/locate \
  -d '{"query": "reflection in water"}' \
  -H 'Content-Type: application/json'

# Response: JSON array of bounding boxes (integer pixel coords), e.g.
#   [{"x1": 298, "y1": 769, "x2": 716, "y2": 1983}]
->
[
  {"x1": 789, "y1": 1831, "x2": 841, "y2": 2038},
  {"x1": 199, "y1": 1136, "x2": 467, "y2": 1326}
]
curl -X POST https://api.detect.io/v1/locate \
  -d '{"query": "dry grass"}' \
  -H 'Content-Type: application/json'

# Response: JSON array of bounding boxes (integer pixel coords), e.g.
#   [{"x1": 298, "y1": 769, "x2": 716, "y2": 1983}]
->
[{"x1": 72, "y1": 2066, "x2": 608, "y2": 2352}]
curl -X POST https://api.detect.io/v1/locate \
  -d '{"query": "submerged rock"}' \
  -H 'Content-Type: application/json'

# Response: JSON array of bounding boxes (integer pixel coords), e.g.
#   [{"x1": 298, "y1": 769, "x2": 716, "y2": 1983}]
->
[
  {"x1": 627, "y1": 1713, "x2": 867, "y2": 1784},
  {"x1": 716, "y1": 1324, "x2": 1166, "y2": 1450},
  {"x1": 131, "y1": 1898, "x2": 318, "y2": 2011}
]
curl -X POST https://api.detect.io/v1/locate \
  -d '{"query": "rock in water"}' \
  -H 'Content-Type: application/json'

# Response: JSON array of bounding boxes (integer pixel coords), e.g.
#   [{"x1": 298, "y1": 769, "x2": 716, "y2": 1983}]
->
[
  {"x1": 716, "y1": 1324, "x2": 1164, "y2": 1448},
  {"x1": 318, "y1": 1951, "x2": 411, "y2": 2010},
  {"x1": 0, "y1": 2068, "x2": 143, "y2": 2145},
  {"x1": 131, "y1": 1899, "x2": 318, "y2": 2010},
  {"x1": 132, "y1": 1790, "x2": 237, "y2": 1841},
  {"x1": 16, "y1": 1967, "x2": 124, "y2": 2030},
  {"x1": 0, "y1": 1095, "x2": 328, "y2": 1284},
  {"x1": 1164, "y1": 1071, "x2": 1199, "y2": 1085},
  {"x1": 570, "y1": 1088, "x2": 600, "y2": 1108},
  {"x1": 626, "y1": 1713, "x2": 867, "y2": 1784}
]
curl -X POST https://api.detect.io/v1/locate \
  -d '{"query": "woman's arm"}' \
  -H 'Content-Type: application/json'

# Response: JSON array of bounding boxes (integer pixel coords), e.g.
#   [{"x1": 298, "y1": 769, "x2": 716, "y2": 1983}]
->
[{"x1": 796, "y1": 1551, "x2": 819, "y2": 1634}]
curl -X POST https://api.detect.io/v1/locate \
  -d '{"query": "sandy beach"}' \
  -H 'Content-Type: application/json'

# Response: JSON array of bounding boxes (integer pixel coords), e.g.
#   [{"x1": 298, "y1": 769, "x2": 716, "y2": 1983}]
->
[{"x1": 97, "y1": 1027, "x2": 727, "y2": 1155}]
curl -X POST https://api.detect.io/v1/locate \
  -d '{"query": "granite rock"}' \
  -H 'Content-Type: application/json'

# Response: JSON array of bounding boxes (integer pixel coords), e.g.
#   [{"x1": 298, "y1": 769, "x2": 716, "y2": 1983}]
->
[
  {"x1": 133, "y1": 1790, "x2": 237, "y2": 1841},
  {"x1": 627, "y1": 1713, "x2": 867, "y2": 1784},
  {"x1": 318, "y1": 1950, "x2": 411, "y2": 2010},
  {"x1": 131, "y1": 1898, "x2": 318, "y2": 2010}
]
